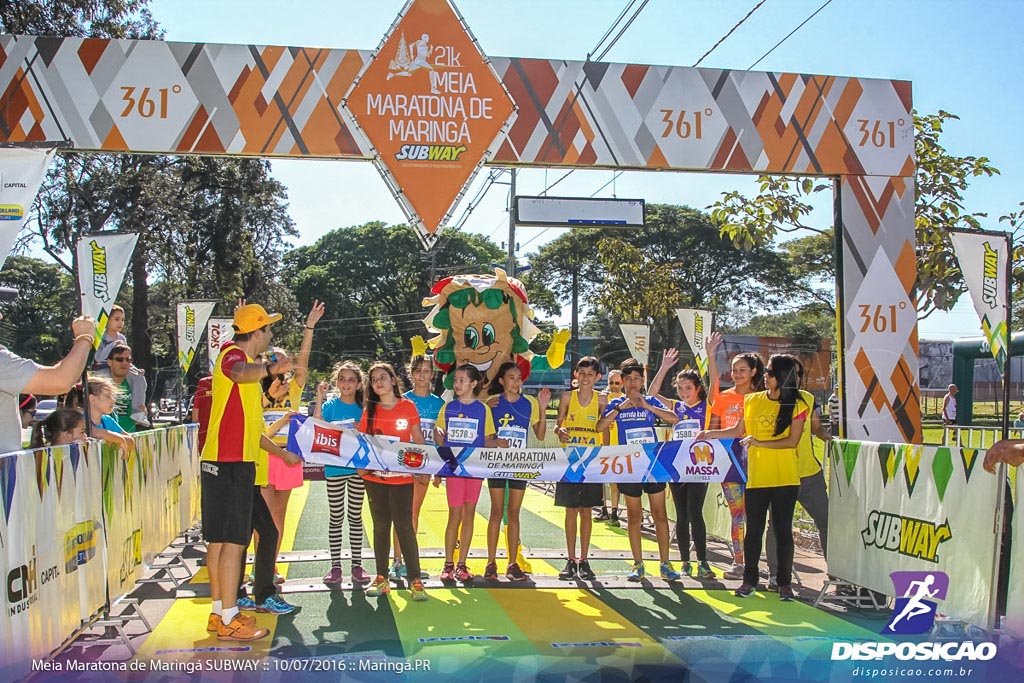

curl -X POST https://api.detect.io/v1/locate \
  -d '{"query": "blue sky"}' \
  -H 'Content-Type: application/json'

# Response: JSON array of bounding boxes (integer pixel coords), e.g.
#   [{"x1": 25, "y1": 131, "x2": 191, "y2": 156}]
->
[{"x1": 147, "y1": 0, "x2": 1024, "y2": 339}]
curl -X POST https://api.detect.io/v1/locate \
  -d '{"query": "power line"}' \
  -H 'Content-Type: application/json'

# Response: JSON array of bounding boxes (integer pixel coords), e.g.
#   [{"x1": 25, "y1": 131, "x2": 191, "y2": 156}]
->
[
  {"x1": 693, "y1": 0, "x2": 768, "y2": 67},
  {"x1": 591, "y1": 0, "x2": 651, "y2": 63},
  {"x1": 588, "y1": 0, "x2": 638, "y2": 60},
  {"x1": 747, "y1": 0, "x2": 835, "y2": 70},
  {"x1": 518, "y1": 170, "x2": 625, "y2": 250}
]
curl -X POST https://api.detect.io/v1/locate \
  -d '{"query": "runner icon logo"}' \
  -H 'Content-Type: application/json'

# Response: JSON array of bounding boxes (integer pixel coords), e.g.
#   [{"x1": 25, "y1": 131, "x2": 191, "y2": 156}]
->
[{"x1": 882, "y1": 570, "x2": 949, "y2": 635}]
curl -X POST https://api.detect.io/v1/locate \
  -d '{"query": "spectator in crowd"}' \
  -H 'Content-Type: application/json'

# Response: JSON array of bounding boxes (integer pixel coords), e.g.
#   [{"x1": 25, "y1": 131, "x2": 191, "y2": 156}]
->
[
  {"x1": 19, "y1": 394, "x2": 37, "y2": 428},
  {"x1": 105, "y1": 342, "x2": 150, "y2": 431},
  {"x1": 942, "y1": 384, "x2": 958, "y2": 426},
  {"x1": 0, "y1": 300, "x2": 96, "y2": 454}
]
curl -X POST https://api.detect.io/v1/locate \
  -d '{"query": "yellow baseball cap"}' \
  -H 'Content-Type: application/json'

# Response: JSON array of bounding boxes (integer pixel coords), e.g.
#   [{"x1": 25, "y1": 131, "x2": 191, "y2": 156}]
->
[{"x1": 233, "y1": 304, "x2": 282, "y2": 334}]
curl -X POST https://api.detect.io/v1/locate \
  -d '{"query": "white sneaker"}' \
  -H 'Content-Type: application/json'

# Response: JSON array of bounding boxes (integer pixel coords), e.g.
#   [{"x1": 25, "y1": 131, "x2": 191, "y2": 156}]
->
[
  {"x1": 723, "y1": 563, "x2": 745, "y2": 580},
  {"x1": 131, "y1": 410, "x2": 151, "y2": 428}
]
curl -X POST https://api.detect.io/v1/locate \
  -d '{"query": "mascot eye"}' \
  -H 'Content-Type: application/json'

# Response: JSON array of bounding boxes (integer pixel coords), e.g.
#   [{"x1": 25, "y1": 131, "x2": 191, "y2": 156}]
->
[
  {"x1": 482, "y1": 323, "x2": 496, "y2": 346},
  {"x1": 464, "y1": 326, "x2": 480, "y2": 349}
]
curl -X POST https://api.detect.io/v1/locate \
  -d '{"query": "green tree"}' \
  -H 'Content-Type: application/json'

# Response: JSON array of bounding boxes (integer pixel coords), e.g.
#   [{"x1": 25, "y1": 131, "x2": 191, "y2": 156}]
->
[
  {"x1": 0, "y1": 256, "x2": 78, "y2": 362},
  {"x1": 284, "y1": 222, "x2": 503, "y2": 372}
]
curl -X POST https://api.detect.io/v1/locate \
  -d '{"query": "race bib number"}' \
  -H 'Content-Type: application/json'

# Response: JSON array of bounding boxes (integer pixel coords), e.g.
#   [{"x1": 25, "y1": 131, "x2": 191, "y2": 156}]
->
[
  {"x1": 447, "y1": 417, "x2": 479, "y2": 444},
  {"x1": 497, "y1": 425, "x2": 528, "y2": 449},
  {"x1": 420, "y1": 419, "x2": 436, "y2": 444},
  {"x1": 623, "y1": 427, "x2": 657, "y2": 444},
  {"x1": 330, "y1": 419, "x2": 356, "y2": 429},
  {"x1": 672, "y1": 419, "x2": 702, "y2": 441}
]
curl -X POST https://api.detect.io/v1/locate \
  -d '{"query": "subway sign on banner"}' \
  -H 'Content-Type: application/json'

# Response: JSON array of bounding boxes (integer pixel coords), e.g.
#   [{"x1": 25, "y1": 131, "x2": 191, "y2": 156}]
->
[
  {"x1": 89, "y1": 239, "x2": 110, "y2": 301},
  {"x1": 860, "y1": 510, "x2": 952, "y2": 563}
]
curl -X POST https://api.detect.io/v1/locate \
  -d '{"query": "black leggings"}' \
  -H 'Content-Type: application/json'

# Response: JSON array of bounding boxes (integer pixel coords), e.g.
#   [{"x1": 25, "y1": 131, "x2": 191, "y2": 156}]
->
[
  {"x1": 364, "y1": 480, "x2": 420, "y2": 580},
  {"x1": 743, "y1": 485, "x2": 799, "y2": 587},
  {"x1": 669, "y1": 482, "x2": 708, "y2": 562},
  {"x1": 239, "y1": 486, "x2": 279, "y2": 603}
]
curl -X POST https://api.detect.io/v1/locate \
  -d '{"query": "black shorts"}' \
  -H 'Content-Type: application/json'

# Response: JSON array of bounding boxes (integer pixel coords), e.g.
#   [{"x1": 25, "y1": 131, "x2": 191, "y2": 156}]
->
[
  {"x1": 201, "y1": 461, "x2": 256, "y2": 545},
  {"x1": 619, "y1": 482, "x2": 667, "y2": 498},
  {"x1": 554, "y1": 482, "x2": 602, "y2": 508},
  {"x1": 487, "y1": 478, "x2": 528, "y2": 491}
]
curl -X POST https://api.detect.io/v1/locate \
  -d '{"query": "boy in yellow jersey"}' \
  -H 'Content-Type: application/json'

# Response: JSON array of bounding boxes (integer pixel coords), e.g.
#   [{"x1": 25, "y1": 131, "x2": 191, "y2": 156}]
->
[
  {"x1": 554, "y1": 356, "x2": 607, "y2": 581},
  {"x1": 202, "y1": 303, "x2": 301, "y2": 641}
]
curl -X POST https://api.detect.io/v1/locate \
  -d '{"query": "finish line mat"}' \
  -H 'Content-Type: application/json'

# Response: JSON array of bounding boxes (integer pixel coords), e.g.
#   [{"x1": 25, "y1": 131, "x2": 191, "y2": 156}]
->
[{"x1": 119, "y1": 481, "x2": 1018, "y2": 682}]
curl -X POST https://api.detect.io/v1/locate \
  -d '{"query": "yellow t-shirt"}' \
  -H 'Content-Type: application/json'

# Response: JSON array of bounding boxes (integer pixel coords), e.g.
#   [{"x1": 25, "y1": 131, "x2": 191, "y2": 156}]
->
[
  {"x1": 743, "y1": 391, "x2": 808, "y2": 489},
  {"x1": 796, "y1": 390, "x2": 822, "y2": 478},
  {"x1": 563, "y1": 390, "x2": 602, "y2": 445},
  {"x1": 201, "y1": 344, "x2": 265, "y2": 475}
]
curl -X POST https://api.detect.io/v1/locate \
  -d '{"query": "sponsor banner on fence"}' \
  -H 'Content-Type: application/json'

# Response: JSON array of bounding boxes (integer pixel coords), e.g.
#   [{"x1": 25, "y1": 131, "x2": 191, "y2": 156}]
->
[
  {"x1": 675, "y1": 308, "x2": 713, "y2": 379},
  {"x1": 0, "y1": 147, "x2": 55, "y2": 270},
  {"x1": 207, "y1": 317, "x2": 234, "y2": 372},
  {"x1": 1008, "y1": 470, "x2": 1024, "y2": 638},
  {"x1": 619, "y1": 324, "x2": 650, "y2": 367},
  {"x1": 949, "y1": 230, "x2": 1011, "y2": 370},
  {"x1": 76, "y1": 232, "x2": 138, "y2": 347},
  {"x1": 828, "y1": 440, "x2": 1000, "y2": 628},
  {"x1": 294, "y1": 417, "x2": 738, "y2": 483},
  {"x1": 176, "y1": 300, "x2": 217, "y2": 373},
  {"x1": 1, "y1": 442, "x2": 106, "y2": 682}
]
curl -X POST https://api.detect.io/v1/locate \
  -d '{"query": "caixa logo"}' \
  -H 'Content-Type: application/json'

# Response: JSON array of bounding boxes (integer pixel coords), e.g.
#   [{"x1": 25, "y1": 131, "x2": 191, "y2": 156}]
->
[{"x1": 312, "y1": 425, "x2": 343, "y2": 454}]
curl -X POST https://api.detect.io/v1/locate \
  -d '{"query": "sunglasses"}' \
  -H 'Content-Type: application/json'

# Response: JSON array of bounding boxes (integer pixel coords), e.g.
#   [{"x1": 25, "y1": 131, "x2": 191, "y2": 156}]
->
[
  {"x1": 111, "y1": 356, "x2": 132, "y2": 362},
  {"x1": 765, "y1": 368, "x2": 776, "y2": 378}
]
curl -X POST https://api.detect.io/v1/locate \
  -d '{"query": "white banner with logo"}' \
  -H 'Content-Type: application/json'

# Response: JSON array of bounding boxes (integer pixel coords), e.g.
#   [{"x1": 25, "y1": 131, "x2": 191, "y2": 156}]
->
[
  {"x1": 294, "y1": 417, "x2": 739, "y2": 483},
  {"x1": 828, "y1": 440, "x2": 1000, "y2": 628},
  {"x1": 1008, "y1": 470, "x2": 1024, "y2": 638},
  {"x1": 0, "y1": 147, "x2": 55, "y2": 270},
  {"x1": 0, "y1": 442, "x2": 106, "y2": 681},
  {"x1": 76, "y1": 232, "x2": 139, "y2": 347},
  {"x1": 207, "y1": 317, "x2": 235, "y2": 372},
  {"x1": 176, "y1": 300, "x2": 216, "y2": 373},
  {"x1": 675, "y1": 308, "x2": 714, "y2": 379},
  {"x1": 619, "y1": 323, "x2": 650, "y2": 367},
  {"x1": 949, "y1": 230, "x2": 1011, "y2": 371}
]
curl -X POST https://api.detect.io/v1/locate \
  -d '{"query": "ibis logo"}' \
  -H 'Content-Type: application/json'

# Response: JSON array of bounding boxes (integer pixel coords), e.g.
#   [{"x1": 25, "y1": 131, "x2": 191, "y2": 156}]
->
[{"x1": 312, "y1": 425, "x2": 343, "y2": 454}]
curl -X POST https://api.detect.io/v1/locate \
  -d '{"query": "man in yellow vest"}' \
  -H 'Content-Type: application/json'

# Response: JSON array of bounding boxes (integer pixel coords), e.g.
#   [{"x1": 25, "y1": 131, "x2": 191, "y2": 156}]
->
[{"x1": 201, "y1": 303, "x2": 301, "y2": 641}]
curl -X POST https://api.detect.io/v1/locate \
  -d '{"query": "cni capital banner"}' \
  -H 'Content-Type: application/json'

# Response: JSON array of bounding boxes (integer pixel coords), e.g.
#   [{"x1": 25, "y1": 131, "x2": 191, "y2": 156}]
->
[
  {"x1": 0, "y1": 147, "x2": 55, "y2": 270},
  {"x1": 76, "y1": 232, "x2": 138, "y2": 347},
  {"x1": 176, "y1": 300, "x2": 216, "y2": 373},
  {"x1": 828, "y1": 439, "x2": 1000, "y2": 628}
]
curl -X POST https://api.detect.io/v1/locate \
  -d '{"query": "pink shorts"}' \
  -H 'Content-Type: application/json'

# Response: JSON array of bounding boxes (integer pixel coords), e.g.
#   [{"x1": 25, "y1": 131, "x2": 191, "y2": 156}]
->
[
  {"x1": 445, "y1": 477, "x2": 483, "y2": 507},
  {"x1": 267, "y1": 453, "x2": 304, "y2": 490}
]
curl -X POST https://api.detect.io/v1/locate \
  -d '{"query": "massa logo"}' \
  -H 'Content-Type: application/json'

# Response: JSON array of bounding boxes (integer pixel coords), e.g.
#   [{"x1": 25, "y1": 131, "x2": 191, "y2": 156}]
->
[
  {"x1": 685, "y1": 441, "x2": 719, "y2": 478},
  {"x1": 312, "y1": 425, "x2": 343, "y2": 454},
  {"x1": 861, "y1": 510, "x2": 952, "y2": 563},
  {"x1": 397, "y1": 447, "x2": 427, "y2": 469}
]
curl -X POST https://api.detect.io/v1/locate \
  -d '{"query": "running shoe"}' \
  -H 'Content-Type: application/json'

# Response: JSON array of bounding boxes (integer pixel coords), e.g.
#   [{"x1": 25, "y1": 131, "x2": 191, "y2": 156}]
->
[
  {"x1": 660, "y1": 561, "x2": 681, "y2": 581},
  {"x1": 440, "y1": 562, "x2": 456, "y2": 581},
  {"x1": 419, "y1": 570, "x2": 430, "y2": 579},
  {"x1": 365, "y1": 575, "x2": 391, "y2": 597},
  {"x1": 558, "y1": 559, "x2": 578, "y2": 580},
  {"x1": 389, "y1": 560, "x2": 405, "y2": 580},
  {"x1": 217, "y1": 614, "x2": 269, "y2": 641},
  {"x1": 484, "y1": 562, "x2": 499, "y2": 581},
  {"x1": 577, "y1": 560, "x2": 596, "y2": 581},
  {"x1": 236, "y1": 596, "x2": 258, "y2": 611},
  {"x1": 322, "y1": 566, "x2": 343, "y2": 586},
  {"x1": 778, "y1": 585, "x2": 796, "y2": 602},
  {"x1": 454, "y1": 563, "x2": 474, "y2": 582},
  {"x1": 206, "y1": 613, "x2": 222, "y2": 633},
  {"x1": 410, "y1": 579, "x2": 428, "y2": 602},
  {"x1": 681, "y1": 561, "x2": 693, "y2": 577},
  {"x1": 723, "y1": 563, "x2": 745, "y2": 580},
  {"x1": 595, "y1": 508, "x2": 611, "y2": 521},
  {"x1": 767, "y1": 576, "x2": 779, "y2": 591},
  {"x1": 696, "y1": 563, "x2": 716, "y2": 580},
  {"x1": 256, "y1": 594, "x2": 297, "y2": 615},
  {"x1": 627, "y1": 561, "x2": 646, "y2": 582},
  {"x1": 734, "y1": 583, "x2": 756, "y2": 598},
  {"x1": 351, "y1": 565, "x2": 372, "y2": 585},
  {"x1": 505, "y1": 563, "x2": 528, "y2": 582},
  {"x1": 274, "y1": 573, "x2": 285, "y2": 585}
]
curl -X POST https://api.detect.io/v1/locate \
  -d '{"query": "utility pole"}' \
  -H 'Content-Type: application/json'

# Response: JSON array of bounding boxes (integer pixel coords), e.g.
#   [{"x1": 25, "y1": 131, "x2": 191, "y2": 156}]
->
[{"x1": 507, "y1": 168, "x2": 517, "y2": 275}]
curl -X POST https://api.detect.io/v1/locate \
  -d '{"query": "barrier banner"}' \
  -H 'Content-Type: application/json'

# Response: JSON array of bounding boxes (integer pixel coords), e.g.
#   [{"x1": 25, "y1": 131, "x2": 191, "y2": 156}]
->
[
  {"x1": 206, "y1": 317, "x2": 234, "y2": 372},
  {"x1": 828, "y1": 440, "x2": 1000, "y2": 628},
  {"x1": 295, "y1": 417, "x2": 739, "y2": 483},
  {"x1": 949, "y1": 229, "x2": 1011, "y2": 371},
  {"x1": 0, "y1": 147, "x2": 55, "y2": 270},
  {"x1": 76, "y1": 232, "x2": 139, "y2": 347},
  {"x1": 1008, "y1": 469, "x2": 1024, "y2": 638},
  {"x1": 675, "y1": 308, "x2": 714, "y2": 379},
  {"x1": 0, "y1": 443, "x2": 105, "y2": 682},
  {"x1": 176, "y1": 300, "x2": 217, "y2": 373}
]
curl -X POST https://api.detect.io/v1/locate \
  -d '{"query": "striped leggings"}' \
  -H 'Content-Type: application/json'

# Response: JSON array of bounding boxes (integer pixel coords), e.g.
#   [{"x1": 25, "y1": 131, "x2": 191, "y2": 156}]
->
[
  {"x1": 326, "y1": 473, "x2": 365, "y2": 569},
  {"x1": 721, "y1": 481, "x2": 746, "y2": 565}
]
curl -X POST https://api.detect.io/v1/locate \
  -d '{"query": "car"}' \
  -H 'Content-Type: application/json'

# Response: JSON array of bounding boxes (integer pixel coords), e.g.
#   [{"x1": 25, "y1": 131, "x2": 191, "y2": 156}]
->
[{"x1": 35, "y1": 399, "x2": 58, "y2": 421}]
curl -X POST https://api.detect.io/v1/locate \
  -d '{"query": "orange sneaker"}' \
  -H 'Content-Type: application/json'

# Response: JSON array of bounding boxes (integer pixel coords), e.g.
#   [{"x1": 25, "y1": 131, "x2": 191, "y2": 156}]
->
[
  {"x1": 207, "y1": 614, "x2": 222, "y2": 633},
  {"x1": 217, "y1": 614, "x2": 269, "y2": 641}
]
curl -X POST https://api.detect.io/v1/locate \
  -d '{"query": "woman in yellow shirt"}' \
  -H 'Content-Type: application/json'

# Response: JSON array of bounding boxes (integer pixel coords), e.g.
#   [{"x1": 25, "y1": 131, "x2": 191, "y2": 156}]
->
[{"x1": 699, "y1": 353, "x2": 808, "y2": 601}]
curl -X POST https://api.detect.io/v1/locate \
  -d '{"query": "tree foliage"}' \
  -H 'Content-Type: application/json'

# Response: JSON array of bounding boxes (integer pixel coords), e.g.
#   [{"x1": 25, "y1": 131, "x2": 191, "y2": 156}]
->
[{"x1": 0, "y1": 256, "x2": 78, "y2": 362}]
